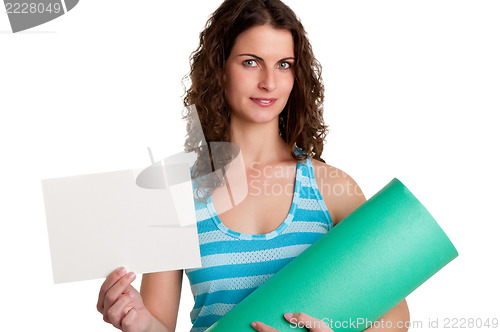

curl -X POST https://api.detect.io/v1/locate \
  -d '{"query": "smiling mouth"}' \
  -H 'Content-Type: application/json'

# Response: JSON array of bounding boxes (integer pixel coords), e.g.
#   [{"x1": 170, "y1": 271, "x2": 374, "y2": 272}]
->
[{"x1": 250, "y1": 98, "x2": 277, "y2": 106}]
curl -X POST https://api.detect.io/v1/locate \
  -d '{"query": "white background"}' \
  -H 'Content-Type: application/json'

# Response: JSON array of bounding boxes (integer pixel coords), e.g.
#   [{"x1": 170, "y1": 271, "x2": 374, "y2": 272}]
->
[{"x1": 1, "y1": 0, "x2": 499, "y2": 331}]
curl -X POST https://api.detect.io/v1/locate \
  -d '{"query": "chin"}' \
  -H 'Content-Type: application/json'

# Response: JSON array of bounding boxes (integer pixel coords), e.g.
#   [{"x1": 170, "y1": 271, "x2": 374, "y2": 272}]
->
[
  {"x1": 245, "y1": 107, "x2": 282, "y2": 124},
  {"x1": 230, "y1": 101, "x2": 285, "y2": 124}
]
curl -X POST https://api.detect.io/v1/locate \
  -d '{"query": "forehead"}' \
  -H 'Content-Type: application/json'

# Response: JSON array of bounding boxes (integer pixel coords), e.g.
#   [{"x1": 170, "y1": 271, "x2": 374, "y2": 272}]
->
[{"x1": 231, "y1": 25, "x2": 294, "y2": 57}]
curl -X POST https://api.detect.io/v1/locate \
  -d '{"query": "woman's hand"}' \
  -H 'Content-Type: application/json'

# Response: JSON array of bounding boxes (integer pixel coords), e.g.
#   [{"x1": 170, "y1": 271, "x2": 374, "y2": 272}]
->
[
  {"x1": 97, "y1": 267, "x2": 154, "y2": 332},
  {"x1": 251, "y1": 313, "x2": 334, "y2": 332}
]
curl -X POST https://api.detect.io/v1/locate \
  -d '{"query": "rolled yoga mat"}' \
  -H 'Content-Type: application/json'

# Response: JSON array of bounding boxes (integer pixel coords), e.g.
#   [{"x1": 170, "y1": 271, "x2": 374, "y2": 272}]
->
[{"x1": 206, "y1": 178, "x2": 458, "y2": 331}]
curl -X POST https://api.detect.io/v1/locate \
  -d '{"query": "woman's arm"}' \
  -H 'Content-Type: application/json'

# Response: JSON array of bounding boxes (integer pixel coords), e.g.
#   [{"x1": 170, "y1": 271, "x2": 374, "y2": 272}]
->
[
  {"x1": 311, "y1": 159, "x2": 365, "y2": 226},
  {"x1": 140, "y1": 269, "x2": 184, "y2": 332},
  {"x1": 363, "y1": 300, "x2": 410, "y2": 331}
]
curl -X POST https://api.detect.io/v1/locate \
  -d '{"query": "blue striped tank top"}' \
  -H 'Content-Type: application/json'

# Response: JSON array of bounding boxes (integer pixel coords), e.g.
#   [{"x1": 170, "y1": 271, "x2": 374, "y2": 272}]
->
[{"x1": 184, "y1": 154, "x2": 333, "y2": 332}]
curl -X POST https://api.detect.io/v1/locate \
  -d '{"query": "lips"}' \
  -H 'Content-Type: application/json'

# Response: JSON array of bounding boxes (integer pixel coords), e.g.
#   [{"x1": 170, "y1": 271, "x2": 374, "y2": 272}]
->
[{"x1": 250, "y1": 98, "x2": 277, "y2": 107}]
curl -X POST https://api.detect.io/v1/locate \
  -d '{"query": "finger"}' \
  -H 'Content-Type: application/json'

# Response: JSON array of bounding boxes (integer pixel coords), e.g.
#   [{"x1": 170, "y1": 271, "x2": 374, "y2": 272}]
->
[
  {"x1": 121, "y1": 307, "x2": 138, "y2": 332},
  {"x1": 97, "y1": 267, "x2": 127, "y2": 313},
  {"x1": 251, "y1": 321, "x2": 280, "y2": 332},
  {"x1": 123, "y1": 284, "x2": 139, "y2": 298},
  {"x1": 284, "y1": 312, "x2": 332, "y2": 331},
  {"x1": 103, "y1": 272, "x2": 136, "y2": 314},
  {"x1": 106, "y1": 293, "x2": 135, "y2": 329}
]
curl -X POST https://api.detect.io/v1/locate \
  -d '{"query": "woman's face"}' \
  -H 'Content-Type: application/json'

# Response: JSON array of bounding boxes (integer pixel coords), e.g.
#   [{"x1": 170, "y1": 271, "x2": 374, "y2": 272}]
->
[{"x1": 224, "y1": 24, "x2": 295, "y2": 125}]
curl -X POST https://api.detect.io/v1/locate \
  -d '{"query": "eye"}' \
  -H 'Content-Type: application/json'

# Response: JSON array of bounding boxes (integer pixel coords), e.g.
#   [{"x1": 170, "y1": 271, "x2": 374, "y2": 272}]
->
[
  {"x1": 243, "y1": 59, "x2": 258, "y2": 67},
  {"x1": 279, "y1": 61, "x2": 292, "y2": 69}
]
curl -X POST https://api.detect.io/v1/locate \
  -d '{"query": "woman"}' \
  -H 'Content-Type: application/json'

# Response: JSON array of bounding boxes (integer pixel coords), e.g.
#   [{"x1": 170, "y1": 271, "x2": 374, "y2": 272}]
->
[{"x1": 97, "y1": 1, "x2": 410, "y2": 331}]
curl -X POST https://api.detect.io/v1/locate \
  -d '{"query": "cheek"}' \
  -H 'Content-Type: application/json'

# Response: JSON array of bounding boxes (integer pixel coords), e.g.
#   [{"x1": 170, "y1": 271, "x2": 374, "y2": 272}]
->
[
  {"x1": 225, "y1": 69, "x2": 253, "y2": 101},
  {"x1": 281, "y1": 74, "x2": 295, "y2": 96}
]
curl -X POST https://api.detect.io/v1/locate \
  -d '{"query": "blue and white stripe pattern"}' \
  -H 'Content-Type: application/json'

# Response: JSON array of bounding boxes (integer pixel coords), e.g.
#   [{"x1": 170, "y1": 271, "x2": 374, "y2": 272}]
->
[{"x1": 185, "y1": 154, "x2": 333, "y2": 332}]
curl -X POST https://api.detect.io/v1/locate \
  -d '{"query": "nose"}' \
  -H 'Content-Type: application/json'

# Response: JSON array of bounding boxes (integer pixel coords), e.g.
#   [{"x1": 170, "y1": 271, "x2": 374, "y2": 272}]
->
[{"x1": 258, "y1": 68, "x2": 277, "y2": 92}]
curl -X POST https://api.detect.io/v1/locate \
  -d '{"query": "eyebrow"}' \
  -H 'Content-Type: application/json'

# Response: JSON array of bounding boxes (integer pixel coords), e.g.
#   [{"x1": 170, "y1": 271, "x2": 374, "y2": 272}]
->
[{"x1": 238, "y1": 54, "x2": 295, "y2": 62}]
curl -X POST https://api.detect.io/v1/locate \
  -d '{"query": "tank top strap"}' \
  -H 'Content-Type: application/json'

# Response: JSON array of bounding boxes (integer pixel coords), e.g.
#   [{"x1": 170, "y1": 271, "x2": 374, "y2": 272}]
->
[{"x1": 293, "y1": 146, "x2": 334, "y2": 230}]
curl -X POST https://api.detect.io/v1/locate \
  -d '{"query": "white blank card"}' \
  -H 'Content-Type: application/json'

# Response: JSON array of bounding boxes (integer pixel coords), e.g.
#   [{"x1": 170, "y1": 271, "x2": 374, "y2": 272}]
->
[{"x1": 41, "y1": 165, "x2": 201, "y2": 284}]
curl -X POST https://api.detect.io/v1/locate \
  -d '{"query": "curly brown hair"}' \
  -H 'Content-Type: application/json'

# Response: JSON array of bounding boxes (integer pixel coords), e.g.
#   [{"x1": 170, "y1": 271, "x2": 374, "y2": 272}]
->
[{"x1": 183, "y1": 0, "x2": 328, "y2": 197}]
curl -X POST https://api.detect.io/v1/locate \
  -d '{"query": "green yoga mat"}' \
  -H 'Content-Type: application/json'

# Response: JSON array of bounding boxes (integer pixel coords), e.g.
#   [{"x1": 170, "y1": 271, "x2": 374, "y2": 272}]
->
[{"x1": 206, "y1": 178, "x2": 458, "y2": 331}]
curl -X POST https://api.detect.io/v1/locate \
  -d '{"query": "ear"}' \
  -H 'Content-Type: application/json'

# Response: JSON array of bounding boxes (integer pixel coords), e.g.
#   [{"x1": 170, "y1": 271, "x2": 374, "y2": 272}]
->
[
  {"x1": 222, "y1": 57, "x2": 228, "y2": 84},
  {"x1": 221, "y1": 71, "x2": 227, "y2": 87},
  {"x1": 222, "y1": 64, "x2": 227, "y2": 82}
]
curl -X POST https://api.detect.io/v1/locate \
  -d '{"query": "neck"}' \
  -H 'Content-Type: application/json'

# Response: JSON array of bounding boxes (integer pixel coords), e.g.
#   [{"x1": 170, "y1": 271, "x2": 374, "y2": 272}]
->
[{"x1": 229, "y1": 117, "x2": 292, "y2": 167}]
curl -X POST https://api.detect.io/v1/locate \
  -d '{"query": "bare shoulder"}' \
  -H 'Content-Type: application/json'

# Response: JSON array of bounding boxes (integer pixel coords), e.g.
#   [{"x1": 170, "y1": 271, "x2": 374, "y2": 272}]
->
[{"x1": 310, "y1": 158, "x2": 366, "y2": 226}]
